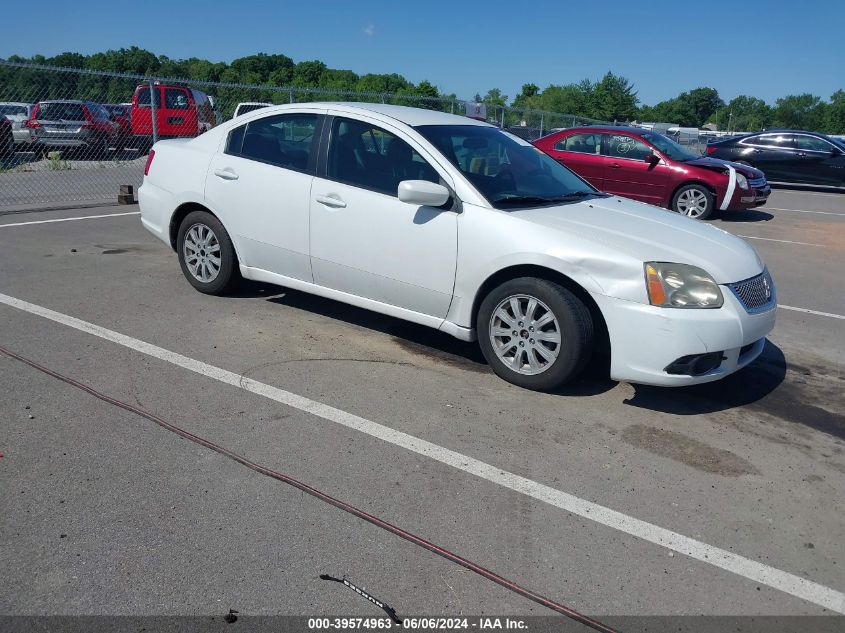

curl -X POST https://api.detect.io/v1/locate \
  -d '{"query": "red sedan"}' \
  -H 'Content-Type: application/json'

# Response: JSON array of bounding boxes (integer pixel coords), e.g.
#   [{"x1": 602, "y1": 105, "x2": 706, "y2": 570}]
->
[{"x1": 533, "y1": 126, "x2": 771, "y2": 220}]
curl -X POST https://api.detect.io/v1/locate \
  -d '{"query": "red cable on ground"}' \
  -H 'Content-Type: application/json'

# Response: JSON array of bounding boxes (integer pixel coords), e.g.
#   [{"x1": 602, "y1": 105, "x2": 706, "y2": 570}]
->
[{"x1": 0, "y1": 344, "x2": 618, "y2": 633}]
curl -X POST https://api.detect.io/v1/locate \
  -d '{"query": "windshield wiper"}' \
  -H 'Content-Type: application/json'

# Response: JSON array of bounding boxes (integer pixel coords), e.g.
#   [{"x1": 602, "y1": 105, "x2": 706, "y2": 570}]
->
[{"x1": 492, "y1": 191, "x2": 608, "y2": 206}]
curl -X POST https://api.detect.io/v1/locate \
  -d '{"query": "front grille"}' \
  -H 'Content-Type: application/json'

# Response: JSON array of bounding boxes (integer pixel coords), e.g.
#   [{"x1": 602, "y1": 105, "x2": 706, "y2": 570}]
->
[
  {"x1": 749, "y1": 176, "x2": 768, "y2": 189},
  {"x1": 727, "y1": 270, "x2": 775, "y2": 312}
]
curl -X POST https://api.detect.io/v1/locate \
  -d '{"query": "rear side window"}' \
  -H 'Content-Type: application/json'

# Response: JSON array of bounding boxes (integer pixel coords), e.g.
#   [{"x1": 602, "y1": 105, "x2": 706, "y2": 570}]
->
[
  {"x1": 234, "y1": 113, "x2": 319, "y2": 172},
  {"x1": 604, "y1": 134, "x2": 652, "y2": 160},
  {"x1": 36, "y1": 102, "x2": 85, "y2": 121},
  {"x1": 554, "y1": 133, "x2": 602, "y2": 154},
  {"x1": 236, "y1": 104, "x2": 271, "y2": 117},
  {"x1": 327, "y1": 117, "x2": 440, "y2": 196},
  {"x1": 136, "y1": 87, "x2": 161, "y2": 108},
  {"x1": 165, "y1": 88, "x2": 190, "y2": 110}
]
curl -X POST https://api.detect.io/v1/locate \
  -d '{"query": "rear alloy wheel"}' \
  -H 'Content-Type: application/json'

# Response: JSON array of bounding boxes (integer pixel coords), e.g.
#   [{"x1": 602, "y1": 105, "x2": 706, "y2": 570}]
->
[
  {"x1": 177, "y1": 211, "x2": 240, "y2": 295},
  {"x1": 671, "y1": 183, "x2": 714, "y2": 220},
  {"x1": 477, "y1": 278, "x2": 593, "y2": 391}
]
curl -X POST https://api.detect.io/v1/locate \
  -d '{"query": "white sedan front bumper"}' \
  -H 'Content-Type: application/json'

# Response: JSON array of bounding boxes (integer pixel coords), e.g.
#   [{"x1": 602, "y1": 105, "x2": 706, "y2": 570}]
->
[{"x1": 593, "y1": 288, "x2": 776, "y2": 386}]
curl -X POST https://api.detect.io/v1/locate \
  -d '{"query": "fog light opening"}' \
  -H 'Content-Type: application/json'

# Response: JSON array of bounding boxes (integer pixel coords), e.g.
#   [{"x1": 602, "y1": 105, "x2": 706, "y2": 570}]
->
[{"x1": 664, "y1": 352, "x2": 725, "y2": 376}]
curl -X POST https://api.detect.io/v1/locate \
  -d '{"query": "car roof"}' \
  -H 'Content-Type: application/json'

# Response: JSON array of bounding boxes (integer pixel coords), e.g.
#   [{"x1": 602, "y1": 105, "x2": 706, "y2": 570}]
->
[
  {"x1": 562, "y1": 125, "x2": 651, "y2": 135},
  {"x1": 328, "y1": 102, "x2": 491, "y2": 127}
]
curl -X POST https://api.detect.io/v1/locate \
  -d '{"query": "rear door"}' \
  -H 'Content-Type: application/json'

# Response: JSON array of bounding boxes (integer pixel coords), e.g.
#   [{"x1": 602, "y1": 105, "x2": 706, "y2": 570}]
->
[
  {"x1": 205, "y1": 110, "x2": 323, "y2": 281},
  {"x1": 159, "y1": 87, "x2": 197, "y2": 137},
  {"x1": 602, "y1": 133, "x2": 669, "y2": 205},
  {"x1": 545, "y1": 132, "x2": 606, "y2": 189}
]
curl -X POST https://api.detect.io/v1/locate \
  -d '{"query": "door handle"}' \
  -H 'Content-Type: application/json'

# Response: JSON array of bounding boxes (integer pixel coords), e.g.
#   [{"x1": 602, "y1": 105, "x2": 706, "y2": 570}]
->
[
  {"x1": 797, "y1": 152, "x2": 808, "y2": 158},
  {"x1": 315, "y1": 194, "x2": 347, "y2": 208},
  {"x1": 213, "y1": 168, "x2": 238, "y2": 181},
  {"x1": 609, "y1": 163, "x2": 621, "y2": 169}
]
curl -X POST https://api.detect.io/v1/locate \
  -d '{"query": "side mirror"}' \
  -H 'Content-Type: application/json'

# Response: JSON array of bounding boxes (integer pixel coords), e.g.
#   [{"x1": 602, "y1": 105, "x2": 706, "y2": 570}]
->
[
  {"x1": 398, "y1": 180, "x2": 451, "y2": 207},
  {"x1": 644, "y1": 151, "x2": 660, "y2": 164},
  {"x1": 831, "y1": 147, "x2": 843, "y2": 157}
]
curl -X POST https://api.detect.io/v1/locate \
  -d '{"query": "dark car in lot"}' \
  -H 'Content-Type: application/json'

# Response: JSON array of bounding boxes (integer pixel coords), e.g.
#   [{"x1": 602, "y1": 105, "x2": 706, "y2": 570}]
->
[
  {"x1": 706, "y1": 130, "x2": 845, "y2": 187},
  {"x1": 0, "y1": 116, "x2": 14, "y2": 157},
  {"x1": 534, "y1": 126, "x2": 770, "y2": 220},
  {"x1": 26, "y1": 100, "x2": 117, "y2": 158},
  {"x1": 103, "y1": 104, "x2": 132, "y2": 150}
]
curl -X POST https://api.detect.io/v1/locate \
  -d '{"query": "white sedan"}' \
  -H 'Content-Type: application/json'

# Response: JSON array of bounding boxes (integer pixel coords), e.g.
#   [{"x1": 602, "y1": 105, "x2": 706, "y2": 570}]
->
[{"x1": 138, "y1": 103, "x2": 776, "y2": 390}]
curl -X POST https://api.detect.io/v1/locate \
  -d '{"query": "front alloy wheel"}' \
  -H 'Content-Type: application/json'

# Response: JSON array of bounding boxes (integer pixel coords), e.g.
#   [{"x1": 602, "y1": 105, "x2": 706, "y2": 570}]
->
[
  {"x1": 672, "y1": 184, "x2": 714, "y2": 220},
  {"x1": 477, "y1": 277, "x2": 594, "y2": 391},
  {"x1": 489, "y1": 295, "x2": 561, "y2": 375}
]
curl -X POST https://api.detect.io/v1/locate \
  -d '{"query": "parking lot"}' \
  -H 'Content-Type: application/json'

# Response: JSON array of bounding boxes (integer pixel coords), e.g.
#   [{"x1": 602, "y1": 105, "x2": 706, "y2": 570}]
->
[{"x1": 1, "y1": 188, "x2": 843, "y2": 628}]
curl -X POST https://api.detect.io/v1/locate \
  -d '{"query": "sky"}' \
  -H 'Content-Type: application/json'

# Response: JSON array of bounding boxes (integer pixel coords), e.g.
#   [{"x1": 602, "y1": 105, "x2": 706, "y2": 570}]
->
[{"x1": 2, "y1": 0, "x2": 844, "y2": 106}]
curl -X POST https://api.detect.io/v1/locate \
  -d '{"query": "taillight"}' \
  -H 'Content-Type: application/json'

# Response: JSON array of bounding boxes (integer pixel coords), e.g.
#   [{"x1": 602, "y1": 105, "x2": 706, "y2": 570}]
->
[
  {"x1": 706, "y1": 146, "x2": 717, "y2": 155},
  {"x1": 144, "y1": 149, "x2": 155, "y2": 176},
  {"x1": 81, "y1": 105, "x2": 97, "y2": 129},
  {"x1": 25, "y1": 105, "x2": 40, "y2": 128}
]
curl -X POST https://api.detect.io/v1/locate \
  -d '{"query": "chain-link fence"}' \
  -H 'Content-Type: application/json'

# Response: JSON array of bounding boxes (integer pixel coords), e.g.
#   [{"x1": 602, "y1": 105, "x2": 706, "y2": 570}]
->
[{"x1": 0, "y1": 60, "x2": 607, "y2": 209}]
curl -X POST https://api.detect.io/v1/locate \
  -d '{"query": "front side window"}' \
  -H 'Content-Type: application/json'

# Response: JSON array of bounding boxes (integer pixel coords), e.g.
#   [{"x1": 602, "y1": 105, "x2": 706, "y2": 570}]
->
[
  {"x1": 641, "y1": 131, "x2": 697, "y2": 161},
  {"x1": 328, "y1": 118, "x2": 440, "y2": 196},
  {"x1": 793, "y1": 135, "x2": 834, "y2": 152},
  {"x1": 554, "y1": 133, "x2": 602, "y2": 154},
  {"x1": 415, "y1": 124, "x2": 602, "y2": 208},
  {"x1": 236, "y1": 113, "x2": 318, "y2": 172},
  {"x1": 604, "y1": 134, "x2": 653, "y2": 160}
]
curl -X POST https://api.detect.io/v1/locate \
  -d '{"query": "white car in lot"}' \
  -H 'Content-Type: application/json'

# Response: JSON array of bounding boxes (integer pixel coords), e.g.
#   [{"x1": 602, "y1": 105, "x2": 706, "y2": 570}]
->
[{"x1": 139, "y1": 103, "x2": 776, "y2": 390}]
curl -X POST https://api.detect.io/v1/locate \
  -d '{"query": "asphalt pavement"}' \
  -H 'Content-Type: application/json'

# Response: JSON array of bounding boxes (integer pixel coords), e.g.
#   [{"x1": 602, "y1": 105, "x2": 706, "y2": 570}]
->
[{"x1": 0, "y1": 189, "x2": 843, "y2": 630}]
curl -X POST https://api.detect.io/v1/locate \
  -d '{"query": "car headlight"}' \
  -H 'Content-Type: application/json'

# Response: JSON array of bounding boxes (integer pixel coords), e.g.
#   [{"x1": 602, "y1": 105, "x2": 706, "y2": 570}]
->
[
  {"x1": 644, "y1": 262, "x2": 724, "y2": 308},
  {"x1": 735, "y1": 172, "x2": 749, "y2": 190}
]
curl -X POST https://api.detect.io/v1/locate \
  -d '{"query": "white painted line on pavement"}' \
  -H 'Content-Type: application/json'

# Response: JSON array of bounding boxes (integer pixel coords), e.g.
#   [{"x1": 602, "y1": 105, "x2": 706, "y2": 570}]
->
[
  {"x1": 738, "y1": 235, "x2": 824, "y2": 247},
  {"x1": 768, "y1": 207, "x2": 845, "y2": 217},
  {"x1": 0, "y1": 291, "x2": 843, "y2": 614},
  {"x1": 0, "y1": 211, "x2": 140, "y2": 228},
  {"x1": 772, "y1": 189, "x2": 845, "y2": 198},
  {"x1": 779, "y1": 305, "x2": 845, "y2": 320}
]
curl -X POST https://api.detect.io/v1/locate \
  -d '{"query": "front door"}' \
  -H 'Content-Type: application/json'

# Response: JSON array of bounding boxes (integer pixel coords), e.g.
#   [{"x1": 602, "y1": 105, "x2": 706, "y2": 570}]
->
[
  {"x1": 602, "y1": 133, "x2": 669, "y2": 205},
  {"x1": 205, "y1": 111, "x2": 323, "y2": 281},
  {"x1": 309, "y1": 116, "x2": 458, "y2": 318}
]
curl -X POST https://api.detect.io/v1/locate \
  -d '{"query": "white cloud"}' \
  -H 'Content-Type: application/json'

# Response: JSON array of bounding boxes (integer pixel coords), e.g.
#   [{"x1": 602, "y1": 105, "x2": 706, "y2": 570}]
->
[{"x1": 362, "y1": 24, "x2": 376, "y2": 37}]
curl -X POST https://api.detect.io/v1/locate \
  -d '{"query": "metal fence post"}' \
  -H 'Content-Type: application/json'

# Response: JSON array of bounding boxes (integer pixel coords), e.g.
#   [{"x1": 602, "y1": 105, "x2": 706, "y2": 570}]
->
[
  {"x1": 540, "y1": 113, "x2": 544, "y2": 138},
  {"x1": 500, "y1": 106, "x2": 505, "y2": 128},
  {"x1": 149, "y1": 80, "x2": 159, "y2": 144},
  {"x1": 451, "y1": 101, "x2": 455, "y2": 114},
  {"x1": 289, "y1": 89, "x2": 293, "y2": 104}
]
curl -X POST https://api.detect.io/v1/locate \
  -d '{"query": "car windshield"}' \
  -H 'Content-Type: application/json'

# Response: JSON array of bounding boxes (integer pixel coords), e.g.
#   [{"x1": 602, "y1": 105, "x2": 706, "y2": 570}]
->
[
  {"x1": 641, "y1": 131, "x2": 698, "y2": 161},
  {"x1": 415, "y1": 124, "x2": 604, "y2": 208}
]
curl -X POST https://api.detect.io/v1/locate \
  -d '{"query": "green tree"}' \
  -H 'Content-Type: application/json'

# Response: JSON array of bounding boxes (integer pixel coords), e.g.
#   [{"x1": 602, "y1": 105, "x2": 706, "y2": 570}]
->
[
  {"x1": 772, "y1": 94, "x2": 826, "y2": 130},
  {"x1": 823, "y1": 90, "x2": 845, "y2": 134},
  {"x1": 712, "y1": 96, "x2": 773, "y2": 132},
  {"x1": 590, "y1": 72, "x2": 638, "y2": 121}
]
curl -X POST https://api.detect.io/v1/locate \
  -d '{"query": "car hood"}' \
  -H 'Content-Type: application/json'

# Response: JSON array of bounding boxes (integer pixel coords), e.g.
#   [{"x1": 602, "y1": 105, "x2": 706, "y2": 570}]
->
[
  {"x1": 513, "y1": 196, "x2": 763, "y2": 284},
  {"x1": 684, "y1": 156, "x2": 765, "y2": 180}
]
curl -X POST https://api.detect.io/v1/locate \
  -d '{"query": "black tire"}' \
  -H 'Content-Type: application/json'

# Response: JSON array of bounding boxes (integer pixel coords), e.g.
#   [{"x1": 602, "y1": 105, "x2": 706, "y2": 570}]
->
[
  {"x1": 477, "y1": 277, "x2": 594, "y2": 391},
  {"x1": 671, "y1": 183, "x2": 715, "y2": 220},
  {"x1": 176, "y1": 210, "x2": 241, "y2": 295}
]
